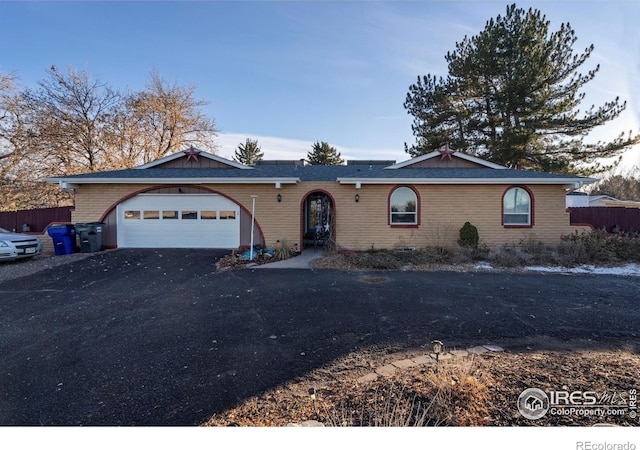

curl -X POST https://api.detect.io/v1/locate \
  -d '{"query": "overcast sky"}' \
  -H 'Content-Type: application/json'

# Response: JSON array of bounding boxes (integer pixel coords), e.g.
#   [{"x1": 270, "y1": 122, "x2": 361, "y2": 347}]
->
[{"x1": 1, "y1": 1, "x2": 638, "y2": 170}]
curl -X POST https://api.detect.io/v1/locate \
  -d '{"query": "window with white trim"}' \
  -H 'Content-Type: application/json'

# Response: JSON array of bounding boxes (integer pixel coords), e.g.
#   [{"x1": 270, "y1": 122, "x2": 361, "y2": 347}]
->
[
  {"x1": 503, "y1": 187, "x2": 531, "y2": 225},
  {"x1": 390, "y1": 187, "x2": 418, "y2": 225}
]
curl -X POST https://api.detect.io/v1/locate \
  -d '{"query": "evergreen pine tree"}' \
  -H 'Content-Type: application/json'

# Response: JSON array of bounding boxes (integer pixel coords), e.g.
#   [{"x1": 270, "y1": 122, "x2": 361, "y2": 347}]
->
[
  {"x1": 306, "y1": 141, "x2": 344, "y2": 165},
  {"x1": 404, "y1": 3, "x2": 639, "y2": 174},
  {"x1": 233, "y1": 138, "x2": 264, "y2": 165}
]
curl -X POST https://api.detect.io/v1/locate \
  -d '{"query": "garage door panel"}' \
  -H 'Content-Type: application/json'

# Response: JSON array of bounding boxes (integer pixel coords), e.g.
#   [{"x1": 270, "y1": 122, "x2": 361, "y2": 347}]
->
[{"x1": 117, "y1": 194, "x2": 240, "y2": 249}]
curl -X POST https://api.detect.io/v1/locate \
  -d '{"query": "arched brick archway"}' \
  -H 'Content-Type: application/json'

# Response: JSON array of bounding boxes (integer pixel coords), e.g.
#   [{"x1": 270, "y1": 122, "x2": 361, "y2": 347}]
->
[
  {"x1": 300, "y1": 189, "x2": 336, "y2": 251},
  {"x1": 99, "y1": 185, "x2": 265, "y2": 249}
]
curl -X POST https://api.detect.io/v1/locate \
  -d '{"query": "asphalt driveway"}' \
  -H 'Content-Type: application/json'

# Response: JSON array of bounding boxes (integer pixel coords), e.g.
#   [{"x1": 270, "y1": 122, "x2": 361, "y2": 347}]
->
[{"x1": 0, "y1": 249, "x2": 638, "y2": 425}]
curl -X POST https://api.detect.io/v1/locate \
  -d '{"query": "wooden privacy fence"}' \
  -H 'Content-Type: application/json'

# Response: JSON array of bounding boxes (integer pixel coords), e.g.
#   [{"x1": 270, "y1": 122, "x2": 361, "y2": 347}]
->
[
  {"x1": 569, "y1": 207, "x2": 640, "y2": 233},
  {"x1": 0, "y1": 206, "x2": 74, "y2": 233}
]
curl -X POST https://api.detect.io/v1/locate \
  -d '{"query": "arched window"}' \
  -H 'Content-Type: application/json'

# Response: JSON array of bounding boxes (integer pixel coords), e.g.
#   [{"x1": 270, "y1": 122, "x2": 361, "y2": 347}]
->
[
  {"x1": 390, "y1": 187, "x2": 418, "y2": 225},
  {"x1": 503, "y1": 187, "x2": 532, "y2": 226}
]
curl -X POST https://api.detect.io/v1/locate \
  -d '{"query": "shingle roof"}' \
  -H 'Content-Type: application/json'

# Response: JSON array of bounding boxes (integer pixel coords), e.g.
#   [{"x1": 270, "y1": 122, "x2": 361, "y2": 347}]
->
[
  {"x1": 48, "y1": 166, "x2": 359, "y2": 181},
  {"x1": 55, "y1": 168, "x2": 282, "y2": 179},
  {"x1": 340, "y1": 168, "x2": 584, "y2": 180},
  {"x1": 54, "y1": 165, "x2": 586, "y2": 179},
  {"x1": 47, "y1": 164, "x2": 596, "y2": 185}
]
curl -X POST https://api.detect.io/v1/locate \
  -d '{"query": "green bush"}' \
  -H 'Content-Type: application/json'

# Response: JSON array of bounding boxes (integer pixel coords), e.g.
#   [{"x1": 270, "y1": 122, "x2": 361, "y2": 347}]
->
[{"x1": 458, "y1": 222, "x2": 479, "y2": 249}]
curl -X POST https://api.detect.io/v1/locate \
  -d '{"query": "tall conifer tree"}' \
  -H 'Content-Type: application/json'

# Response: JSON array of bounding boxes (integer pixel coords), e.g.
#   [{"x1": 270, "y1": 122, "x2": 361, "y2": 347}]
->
[
  {"x1": 404, "y1": 3, "x2": 639, "y2": 174},
  {"x1": 233, "y1": 138, "x2": 263, "y2": 165},
  {"x1": 307, "y1": 141, "x2": 344, "y2": 165}
]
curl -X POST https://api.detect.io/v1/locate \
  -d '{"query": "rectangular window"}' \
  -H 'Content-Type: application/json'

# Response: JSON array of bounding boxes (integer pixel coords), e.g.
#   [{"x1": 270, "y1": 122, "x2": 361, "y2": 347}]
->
[
  {"x1": 201, "y1": 210, "x2": 217, "y2": 220},
  {"x1": 162, "y1": 210, "x2": 178, "y2": 220},
  {"x1": 124, "y1": 211, "x2": 141, "y2": 220},
  {"x1": 391, "y1": 212, "x2": 417, "y2": 224},
  {"x1": 181, "y1": 210, "x2": 198, "y2": 220},
  {"x1": 143, "y1": 210, "x2": 160, "y2": 220},
  {"x1": 219, "y1": 210, "x2": 236, "y2": 220},
  {"x1": 504, "y1": 214, "x2": 530, "y2": 225},
  {"x1": 308, "y1": 198, "x2": 322, "y2": 231}
]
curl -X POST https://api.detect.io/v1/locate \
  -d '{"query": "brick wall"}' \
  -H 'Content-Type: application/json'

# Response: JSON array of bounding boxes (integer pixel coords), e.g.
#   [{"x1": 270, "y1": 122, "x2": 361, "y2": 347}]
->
[{"x1": 71, "y1": 182, "x2": 590, "y2": 250}]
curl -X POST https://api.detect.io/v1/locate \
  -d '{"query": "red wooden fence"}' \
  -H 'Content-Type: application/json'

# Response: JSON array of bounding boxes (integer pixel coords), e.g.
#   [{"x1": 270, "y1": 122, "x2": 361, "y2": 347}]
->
[
  {"x1": 0, "y1": 206, "x2": 74, "y2": 233},
  {"x1": 569, "y1": 207, "x2": 640, "y2": 233}
]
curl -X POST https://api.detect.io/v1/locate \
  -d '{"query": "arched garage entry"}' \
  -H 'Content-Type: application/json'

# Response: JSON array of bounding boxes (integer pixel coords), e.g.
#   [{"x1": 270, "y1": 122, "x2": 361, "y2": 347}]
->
[{"x1": 100, "y1": 186, "x2": 264, "y2": 249}]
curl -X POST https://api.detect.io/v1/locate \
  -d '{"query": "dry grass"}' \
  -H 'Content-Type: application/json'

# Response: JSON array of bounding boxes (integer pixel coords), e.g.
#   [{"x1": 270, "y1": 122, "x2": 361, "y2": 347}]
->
[
  {"x1": 321, "y1": 357, "x2": 492, "y2": 427},
  {"x1": 204, "y1": 355, "x2": 492, "y2": 427},
  {"x1": 204, "y1": 230, "x2": 640, "y2": 427},
  {"x1": 202, "y1": 349, "x2": 640, "y2": 427},
  {"x1": 313, "y1": 230, "x2": 640, "y2": 271}
]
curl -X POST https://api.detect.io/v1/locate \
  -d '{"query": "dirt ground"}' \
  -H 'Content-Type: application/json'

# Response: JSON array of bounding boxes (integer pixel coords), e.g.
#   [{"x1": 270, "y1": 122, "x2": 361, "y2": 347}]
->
[
  {"x1": 203, "y1": 344, "x2": 640, "y2": 427},
  {"x1": 205, "y1": 250, "x2": 640, "y2": 428},
  {"x1": 2, "y1": 249, "x2": 637, "y2": 426}
]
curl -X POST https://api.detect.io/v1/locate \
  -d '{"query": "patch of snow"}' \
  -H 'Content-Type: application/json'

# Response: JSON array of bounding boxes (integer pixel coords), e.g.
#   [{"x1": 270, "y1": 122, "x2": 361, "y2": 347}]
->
[
  {"x1": 474, "y1": 262, "x2": 494, "y2": 270},
  {"x1": 482, "y1": 344, "x2": 504, "y2": 352},
  {"x1": 525, "y1": 264, "x2": 640, "y2": 276}
]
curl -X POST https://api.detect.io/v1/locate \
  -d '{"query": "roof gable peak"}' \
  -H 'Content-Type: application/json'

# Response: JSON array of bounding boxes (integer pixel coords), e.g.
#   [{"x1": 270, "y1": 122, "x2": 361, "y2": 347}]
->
[
  {"x1": 135, "y1": 147, "x2": 252, "y2": 170},
  {"x1": 385, "y1": 147, "x2": 506, "y2": 170}
]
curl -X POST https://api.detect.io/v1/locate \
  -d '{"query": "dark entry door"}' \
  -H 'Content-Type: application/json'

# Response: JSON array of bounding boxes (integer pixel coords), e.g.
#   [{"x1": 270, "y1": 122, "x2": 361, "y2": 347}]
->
[{"x1": 304, "y1": 193, "x2": 333, "y2": 249}]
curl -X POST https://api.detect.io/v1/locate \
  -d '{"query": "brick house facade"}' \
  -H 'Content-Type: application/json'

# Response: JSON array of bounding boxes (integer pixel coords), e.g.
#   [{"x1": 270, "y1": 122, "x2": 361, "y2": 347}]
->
[{"x1": 47, "y1": 148, "x2": 595, "y2": 251}]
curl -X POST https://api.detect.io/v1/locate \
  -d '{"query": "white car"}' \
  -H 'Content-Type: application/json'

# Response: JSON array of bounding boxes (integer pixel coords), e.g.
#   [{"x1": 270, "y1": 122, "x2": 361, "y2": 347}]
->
[{"x1": 0, "y1": 227, "x2": 43, "y2": 261}]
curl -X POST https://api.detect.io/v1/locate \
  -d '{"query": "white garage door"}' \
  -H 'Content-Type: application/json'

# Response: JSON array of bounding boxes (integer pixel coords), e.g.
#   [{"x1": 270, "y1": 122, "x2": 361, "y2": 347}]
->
[{"x1": 116, "y1": 194, "x2": 240, "y2": 248}]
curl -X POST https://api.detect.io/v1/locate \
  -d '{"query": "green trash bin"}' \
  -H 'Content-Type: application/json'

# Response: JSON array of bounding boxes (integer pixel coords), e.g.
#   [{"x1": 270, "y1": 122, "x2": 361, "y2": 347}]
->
[{"x1": 74, "y1": 222, "x2": 104, "y2": 253}]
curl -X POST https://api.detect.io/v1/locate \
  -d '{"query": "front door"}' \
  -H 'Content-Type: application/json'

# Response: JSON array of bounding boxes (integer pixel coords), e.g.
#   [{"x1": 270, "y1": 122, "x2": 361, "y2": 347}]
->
[{"x1": 303, "y1": 192, "x2": 334, "y2": 250}]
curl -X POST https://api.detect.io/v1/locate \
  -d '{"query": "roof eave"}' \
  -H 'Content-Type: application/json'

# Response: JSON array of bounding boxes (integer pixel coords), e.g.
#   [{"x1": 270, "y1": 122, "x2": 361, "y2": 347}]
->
[
  {"x1": 46, "y1": 177, "x2": 300, "y2": 185},
  {"x1": 338, "y1": 177, "x2": 597, "y2": 186}
]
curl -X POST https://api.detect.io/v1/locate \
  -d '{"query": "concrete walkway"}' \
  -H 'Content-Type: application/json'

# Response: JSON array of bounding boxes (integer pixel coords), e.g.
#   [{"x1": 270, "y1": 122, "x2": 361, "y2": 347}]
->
[
  {"x1": 255, "y1": 249, "x2": 324, "y2": 269},
  {"x1": 356, "y1": 344, "x2": 504, "y2": 384}
]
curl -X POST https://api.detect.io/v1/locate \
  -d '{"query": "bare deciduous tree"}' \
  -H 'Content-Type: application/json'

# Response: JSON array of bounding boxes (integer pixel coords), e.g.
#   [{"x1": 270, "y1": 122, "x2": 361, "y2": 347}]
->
[
  {"x1": 28, "y1": 66, "x2": 121, "y2": 174},
  {"x1": 589, "y1": 174, "x2": 640, "y2": 201},
  {"x1": 126, "y1": 72, "x2": 217, "y2": 163},
  {"x1": 0, "y1": 71, "x2": 27, "y2": 177},
  {"x1": 0, "y1": 67, "x2": 219, "y2": 210}
]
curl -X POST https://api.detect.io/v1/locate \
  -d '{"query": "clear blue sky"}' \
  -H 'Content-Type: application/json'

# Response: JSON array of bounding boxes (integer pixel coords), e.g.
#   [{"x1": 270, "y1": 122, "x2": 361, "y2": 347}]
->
[{"x1": 1, "y1": 1, "x2": 638, "y2": 170}]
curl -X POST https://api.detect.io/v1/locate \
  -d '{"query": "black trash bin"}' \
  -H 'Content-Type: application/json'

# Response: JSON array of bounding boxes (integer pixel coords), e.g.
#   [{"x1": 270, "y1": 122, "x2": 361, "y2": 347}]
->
[{"x1": 74, "y1": 222, "x2": 105, "y2": 253}]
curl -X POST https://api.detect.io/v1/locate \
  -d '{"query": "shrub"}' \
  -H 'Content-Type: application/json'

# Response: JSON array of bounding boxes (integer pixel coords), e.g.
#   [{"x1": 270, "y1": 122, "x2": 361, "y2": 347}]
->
[
  {"x1": 314, "y1": 229, "x2": 640, "y2": 271},
  {"x1": 559, "y1": 229, "x2": 640, "y2": 264},
  {"x1": 274, "y1": 239, "x2": 295, "y2": 261},
  {"x1": 458, "y1": 222, "x2": 479, "y2": 249},
  {"x1": 323, "y1": 357, "x2": 491, "y2": 426},
  {"x1": 489, "y1": 245, "x2": 530, "y2": 267}
]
